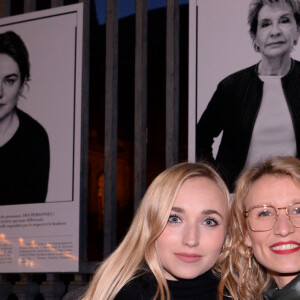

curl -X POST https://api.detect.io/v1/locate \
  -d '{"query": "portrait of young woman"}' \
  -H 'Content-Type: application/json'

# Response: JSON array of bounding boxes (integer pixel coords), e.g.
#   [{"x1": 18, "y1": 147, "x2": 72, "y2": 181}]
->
[
  {"x1": 218, "y1": 156, "x2": 300, "y2": 300},
  {"x1": 63, "y1": 162, "x2": 231, "y2": 300},
  {"x1": 0, "y1": 30, "x2": 50, "y2": 205},
  {"x1": 196, "y1": 0, "x2": 300, "y2": 192}
]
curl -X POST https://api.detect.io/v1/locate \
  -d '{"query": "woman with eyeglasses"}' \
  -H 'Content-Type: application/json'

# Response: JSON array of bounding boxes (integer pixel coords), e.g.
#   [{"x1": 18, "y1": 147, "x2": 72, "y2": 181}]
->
[{"x1": 217, "y1": 156, "x2": 300, "y2": 300}]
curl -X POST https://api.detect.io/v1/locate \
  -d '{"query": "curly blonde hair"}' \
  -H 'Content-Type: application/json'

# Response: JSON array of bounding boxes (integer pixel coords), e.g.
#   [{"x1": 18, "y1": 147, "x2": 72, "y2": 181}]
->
[
  {"x1": 217, "y1": 156, "x2": 300, "y2": 300},
  {"x1": 82, "y1": 161, "x2": 231, "y2": 300}
]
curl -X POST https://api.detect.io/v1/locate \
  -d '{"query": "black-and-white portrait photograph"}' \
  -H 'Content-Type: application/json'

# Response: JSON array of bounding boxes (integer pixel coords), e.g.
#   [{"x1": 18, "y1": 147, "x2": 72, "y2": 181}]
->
[
  {"x1": 0, "y1": 7, "x2": 83, "y2": 205},
  {"x1": 189, "y1": 0, "x2": 300, "y2": 191},
  {"x1": 0, "y1": 5, "x2": 83, "y2": 273},
  {"x1": 0, "y1": 31, "x2": 50, "y2": 205}
]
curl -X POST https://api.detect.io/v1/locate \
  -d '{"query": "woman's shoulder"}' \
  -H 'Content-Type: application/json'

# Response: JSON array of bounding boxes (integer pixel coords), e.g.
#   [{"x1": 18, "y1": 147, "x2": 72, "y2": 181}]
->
[
  {"x1": 219, "y1": 64, "x2": 258, "y2": 85},
  {"x1": 293, "y1": 59, "x2": 300, "y2": 72},
  {"x1": 62, "y1": 285, "x2": 88, "y2": 300},
  {"x1": 264, "y1": 273, "x2": 300, "y2": 300},
  {"x1": 115, "y1": 273, "x2": 157, "y2": 300},
  {"x1": 62, "y1": 273, "x2": 156, "y2": 300},
  {"x1": 16, "y1": 108, "x2": 49, "y2": 139}
]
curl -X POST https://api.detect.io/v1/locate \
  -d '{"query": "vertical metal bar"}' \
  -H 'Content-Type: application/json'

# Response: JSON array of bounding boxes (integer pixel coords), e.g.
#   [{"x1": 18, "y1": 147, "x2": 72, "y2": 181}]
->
[
  {"x1": 104, "y1": 0, "x2": 118, "y2": 257},
  {"x1": 79, "y1": 0, "x2": 90, "y2": 270},
  {"x1": 134, "y1": 0, "x2": 148, "y2": 210},
  {"x1": 24, "y1": 0, "x2": 36, "y2": 12},
  {"x1": 40, "y1": 274, "x2": 65, "y2": 299},
  {"x1": 166, "y1": 0, "x2": 179, "y2": 168},
  {"x1": 51, "y1": 0, "x2": 64, "y2": 7},
  {"x1": 0, "y1": 0, "x2": 11, "y2": 17}
]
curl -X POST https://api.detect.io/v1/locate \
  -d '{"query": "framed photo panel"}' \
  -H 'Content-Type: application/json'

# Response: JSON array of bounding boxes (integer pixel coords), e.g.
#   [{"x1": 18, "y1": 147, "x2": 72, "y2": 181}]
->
[
  {"x1": 189, "y1": 0, "x2": 300, "y2": 159},
  {"x1": 0, "y1": 3, "x2": 84, "y2": 272},
  {"x1": 189, "y1": 0, "x2": 300, "y2": 190}
]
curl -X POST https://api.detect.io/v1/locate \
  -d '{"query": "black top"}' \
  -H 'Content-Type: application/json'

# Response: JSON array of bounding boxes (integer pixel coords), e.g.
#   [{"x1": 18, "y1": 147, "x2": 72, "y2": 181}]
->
[
  {"x1": 264, "y1": 273, "x2": 300, "y2": 300},
  {"x1": 0, "y1": 108, "x2": 50, "y2": 205},
  {"x1": 62, "y1": 270, "x2": 225, "y2": 300},
  {"x1": 116, "y1": 270, "x2": 220, "y2": 300}
]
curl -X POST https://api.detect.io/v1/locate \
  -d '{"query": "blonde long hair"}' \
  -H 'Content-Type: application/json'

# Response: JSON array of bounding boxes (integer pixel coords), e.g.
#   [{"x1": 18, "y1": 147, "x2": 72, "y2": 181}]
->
[
  {"x1": 82, "y1": 162, "x2": 231, "y2": 300},
  {"x1": 217, "y1": 156, "x2": 300, "y2": 300}
]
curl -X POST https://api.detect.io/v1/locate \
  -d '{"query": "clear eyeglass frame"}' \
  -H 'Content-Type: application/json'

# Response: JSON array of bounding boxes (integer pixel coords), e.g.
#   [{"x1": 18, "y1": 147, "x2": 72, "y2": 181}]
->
[{"x1": 243, "y1": 202, "x2": 300, "y2": 232}]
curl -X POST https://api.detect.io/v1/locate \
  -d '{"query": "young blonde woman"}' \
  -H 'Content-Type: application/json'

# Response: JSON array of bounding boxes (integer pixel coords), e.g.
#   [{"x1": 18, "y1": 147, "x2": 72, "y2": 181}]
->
[
  {"x1": 218, "y1": 156, "x2": 300, "y2": 300},
  {"x1": 64, "y1": 162, "x2": 231, "y2": 300}
]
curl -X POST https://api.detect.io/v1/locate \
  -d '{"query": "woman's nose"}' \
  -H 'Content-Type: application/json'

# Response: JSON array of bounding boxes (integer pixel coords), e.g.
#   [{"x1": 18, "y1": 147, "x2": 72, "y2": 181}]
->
[
  {"x1": 182, "y1": 223, "x2": 199, "y2": 247},
  {"x1": 273, "y1": 212, "x2": 295, "y2": 236},
  {"x1": 270, "y1": 23, "x2": 282, "y2": 37}
]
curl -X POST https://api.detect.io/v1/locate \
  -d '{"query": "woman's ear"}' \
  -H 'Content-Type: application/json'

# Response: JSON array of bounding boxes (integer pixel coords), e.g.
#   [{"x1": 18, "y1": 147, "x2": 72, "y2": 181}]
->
[
  {"x1": 244, "y1": 233, "x2": 252, "y2": 248},
  {"x1": 18, "y1": 83, "x2": 24, "y2": 97},
  {"x1": 295, "y1": 26, "x2": 300, "y2": 45}
]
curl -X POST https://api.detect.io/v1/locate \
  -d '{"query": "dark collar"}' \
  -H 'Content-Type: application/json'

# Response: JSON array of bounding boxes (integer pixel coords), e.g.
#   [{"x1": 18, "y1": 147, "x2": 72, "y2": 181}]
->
[
  {"x1": 255, "y1": 58, "x2": 296, "y2": 77},
  {"x1": 264, "y1": 273, "x2": 300, "y2": 300}
]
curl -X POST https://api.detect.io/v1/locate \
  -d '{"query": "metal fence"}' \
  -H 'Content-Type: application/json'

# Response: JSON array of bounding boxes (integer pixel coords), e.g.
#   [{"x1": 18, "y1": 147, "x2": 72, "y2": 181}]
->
[{"x1": 0, "y1": 0, "x2": 184, "y2": 298}]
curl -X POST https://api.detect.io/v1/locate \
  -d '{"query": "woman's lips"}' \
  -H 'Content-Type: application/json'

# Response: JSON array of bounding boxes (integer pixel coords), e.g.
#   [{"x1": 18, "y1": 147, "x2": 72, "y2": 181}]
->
[
  {"x1": 174, "y1": 253, "x2": 202, "y2": 263},
  {"x1": 266, "y1": 40, "x2": 284, "y2": 47},
  {"x1": 270, "y1": 241, "x2": 300, "y2": 255}
]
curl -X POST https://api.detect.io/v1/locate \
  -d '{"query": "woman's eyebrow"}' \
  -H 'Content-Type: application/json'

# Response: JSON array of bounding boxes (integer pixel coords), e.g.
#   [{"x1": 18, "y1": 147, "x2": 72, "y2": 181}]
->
[
  {"x1": 259, "y1": 13, "x2": 292, "y2": 21},
  {"x1": 5, "y1": 73, "x2": 18, "y2": 78},
  {"x1": 171, "y1": 207, "x2": 184, "y2": 213},
  {"x1": 171, "y1": 207, "x2": 223, "y2": 218},
  {"x1": 202, "y1": 209, "x2": 223, "y2": 218}
]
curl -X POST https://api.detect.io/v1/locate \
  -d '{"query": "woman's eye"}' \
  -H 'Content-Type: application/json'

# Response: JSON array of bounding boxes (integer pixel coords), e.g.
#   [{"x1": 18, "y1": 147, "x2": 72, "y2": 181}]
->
[
  {"x1": 261, "y1": 21, "x2": 270, "y2": 28},
  {"x1": 292, "y1": 206, "x2": 300, "y2": 215},
  {"x1": 203, "y1": 217, "x2": 218, "y2": 227},
  {"x1": 258, "y1": 210, "x2": 272, "y2": 217},
  {"x1": 280, "y1": 17, "x2": 290, "y2": 24},
  {"x1": 168, "y1": 215, "x2": 181, "y2": 223},
  {"x1": 5, "y1": 78, "x2": 16, "y2": 86}
]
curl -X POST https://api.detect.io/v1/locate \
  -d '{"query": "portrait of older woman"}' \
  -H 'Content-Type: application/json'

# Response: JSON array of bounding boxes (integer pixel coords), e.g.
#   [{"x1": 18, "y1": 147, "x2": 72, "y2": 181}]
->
[
  {"x1": 196, "y1": 0, "x2": 300, "y2": 192},
  {"x1": 0, "y1": 31, "x2": 50, "y2": 205}
]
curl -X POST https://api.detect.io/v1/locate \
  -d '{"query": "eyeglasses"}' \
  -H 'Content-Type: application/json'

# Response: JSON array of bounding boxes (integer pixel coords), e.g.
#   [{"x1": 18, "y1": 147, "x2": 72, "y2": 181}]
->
[{"x1": 243, "y1": 202, "x2": 300, "y2": 232}]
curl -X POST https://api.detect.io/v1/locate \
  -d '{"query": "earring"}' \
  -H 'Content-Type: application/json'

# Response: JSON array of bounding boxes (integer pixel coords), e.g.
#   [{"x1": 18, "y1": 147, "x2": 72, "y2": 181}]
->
[{"x1": 245, "y1": 247, "x2": 253, "y2": 269}]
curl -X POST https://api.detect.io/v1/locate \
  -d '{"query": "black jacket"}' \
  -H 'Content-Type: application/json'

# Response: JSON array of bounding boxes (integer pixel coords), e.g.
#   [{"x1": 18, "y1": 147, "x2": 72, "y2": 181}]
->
[
  {"x1": 196, "y1": 60, "x2": 300, "y2": 191},
  {"x1": 264, "y1": 273, "x2": 300, "y2": 300}
]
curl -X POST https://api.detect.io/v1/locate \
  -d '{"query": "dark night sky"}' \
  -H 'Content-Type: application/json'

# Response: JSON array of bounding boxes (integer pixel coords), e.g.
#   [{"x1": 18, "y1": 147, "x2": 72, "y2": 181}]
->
[{"x1": 94, "y1": 0, "x2": 189, "y2": 24}]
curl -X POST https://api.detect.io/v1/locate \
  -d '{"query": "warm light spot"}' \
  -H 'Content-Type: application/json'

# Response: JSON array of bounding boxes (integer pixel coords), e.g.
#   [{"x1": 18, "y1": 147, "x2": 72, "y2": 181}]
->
[
  {"x1": 19, "y1": 238, "x2": 25, "y2": 247},
  {"x1": 63, "y1": 251, "x2": 78, "y2": 260}
]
